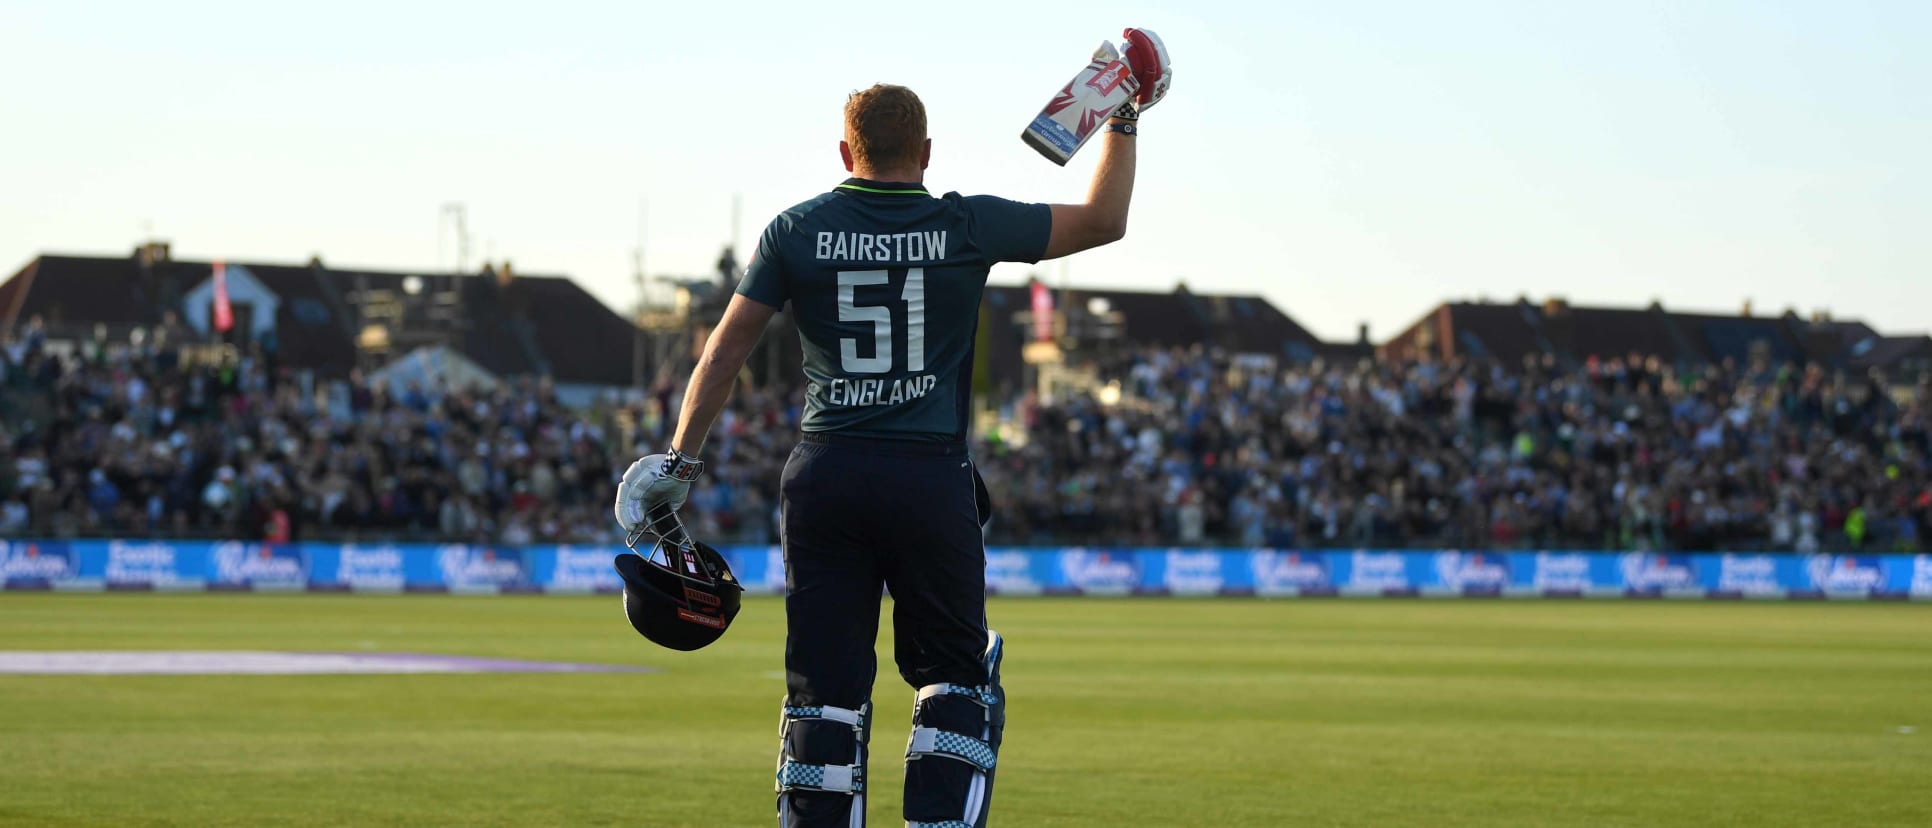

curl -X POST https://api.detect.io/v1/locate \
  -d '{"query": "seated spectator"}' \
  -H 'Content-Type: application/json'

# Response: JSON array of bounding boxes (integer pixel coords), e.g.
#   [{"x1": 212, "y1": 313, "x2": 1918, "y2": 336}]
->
[{"x1": 0, "y1": 331, "x2": 1924, "y2": 551}]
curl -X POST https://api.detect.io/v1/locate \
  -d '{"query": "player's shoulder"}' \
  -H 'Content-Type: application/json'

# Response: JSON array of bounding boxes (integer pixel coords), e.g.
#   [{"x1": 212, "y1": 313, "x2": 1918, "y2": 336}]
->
[
  {"x1": 938, "y1": 192, "x2": 1039, "y2": 217},
  {"x1": 938, "y1": 191, "x2": 1004, "y2": 207},
  {"x1": 764, "y1": 191, "x2": 843, "y2": 236}
]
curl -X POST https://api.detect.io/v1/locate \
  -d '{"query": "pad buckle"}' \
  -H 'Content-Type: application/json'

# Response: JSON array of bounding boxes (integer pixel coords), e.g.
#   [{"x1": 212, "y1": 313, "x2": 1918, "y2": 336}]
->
[
  {"x1": 906, "y1": 726, "x2": 997, "y2": 772},
  {"x1": 783, "y1": 704, "x2": 866, "y2": 728},
  {"x1": 916, "y1": 683, "x2": 1000, "y2": 722},
  {"x1": 776, "y1": 760, "x2": 865, "y2": 794}
]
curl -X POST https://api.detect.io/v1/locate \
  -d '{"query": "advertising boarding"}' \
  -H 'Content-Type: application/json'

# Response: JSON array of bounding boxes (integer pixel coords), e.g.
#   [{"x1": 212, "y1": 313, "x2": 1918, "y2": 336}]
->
[{"x1": 0, "y1": 541, "x2": 1926, "y2": 599}]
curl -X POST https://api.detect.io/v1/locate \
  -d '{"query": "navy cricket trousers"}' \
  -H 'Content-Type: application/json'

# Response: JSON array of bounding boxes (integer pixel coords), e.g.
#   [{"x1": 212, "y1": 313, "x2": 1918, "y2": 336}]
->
[{"x1": 776, "y1": 434, "x2": 991, "y2": 826}]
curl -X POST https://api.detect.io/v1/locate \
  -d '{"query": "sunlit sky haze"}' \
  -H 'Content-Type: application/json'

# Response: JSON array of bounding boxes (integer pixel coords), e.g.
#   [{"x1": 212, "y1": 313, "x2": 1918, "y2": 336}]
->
[{"x1": 2, "y1": 1, "x2": 1926, "y2": 341}]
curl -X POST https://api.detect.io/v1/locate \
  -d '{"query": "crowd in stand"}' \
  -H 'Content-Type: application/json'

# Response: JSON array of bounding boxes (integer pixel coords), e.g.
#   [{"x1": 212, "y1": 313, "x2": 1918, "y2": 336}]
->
[
  {"x1": 1, "y1": 321, "x2": 604, "y2": 545},
  {"x1": 984, "y1": 349, "x2": 1930, "y2": 552},
  {"x1": 4, "y1": 321, "x2": 1927, "y2": 552}
]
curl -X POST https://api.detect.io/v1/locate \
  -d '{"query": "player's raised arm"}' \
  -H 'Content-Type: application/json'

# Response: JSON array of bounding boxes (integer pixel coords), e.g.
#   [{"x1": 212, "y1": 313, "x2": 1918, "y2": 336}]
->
[
  {"x1": 1044, "y1": 126, "x2": 1136, "y2": 259},
  {"x1": 1042, "y1": 27, "x2": 1171, "y2": 260}
]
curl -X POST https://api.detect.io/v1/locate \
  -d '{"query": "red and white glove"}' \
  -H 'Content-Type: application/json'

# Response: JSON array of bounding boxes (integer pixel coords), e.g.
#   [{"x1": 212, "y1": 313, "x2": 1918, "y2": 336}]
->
[
  {"x1": 1112, "y1": 27, "x2": 1172, "y2": 121},
  {"x1": 1021, "y1": 27, "x2": 1173, "y2": 164}
]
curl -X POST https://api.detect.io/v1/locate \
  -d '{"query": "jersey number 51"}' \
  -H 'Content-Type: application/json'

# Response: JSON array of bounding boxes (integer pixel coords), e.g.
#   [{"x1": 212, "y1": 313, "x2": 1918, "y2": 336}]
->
[{"x1": 838, "y1": 268, "x2": 925, "y2": 374}]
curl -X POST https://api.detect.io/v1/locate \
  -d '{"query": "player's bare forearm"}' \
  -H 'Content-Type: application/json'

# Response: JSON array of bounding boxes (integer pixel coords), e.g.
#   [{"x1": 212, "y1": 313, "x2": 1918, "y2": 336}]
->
[
  {"x1": 1085, "y1": 120, "x2": 1137, "y2": 239},
  {"x1": 1043, "y1": 121, "x2": 1137, "y2": 259},
  {"x1": 670, "y1": 294, "x2": 776, "y2": 455},
  {"x1": 668, "y1": 359, "x2": 736, "y2": 457}
]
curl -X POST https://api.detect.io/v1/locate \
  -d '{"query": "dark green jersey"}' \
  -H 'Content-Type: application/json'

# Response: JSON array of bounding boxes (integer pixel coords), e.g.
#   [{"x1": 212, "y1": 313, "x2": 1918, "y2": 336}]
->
[{"x1": 737, "y1": 178, "x2": 1051, "y2": 441}]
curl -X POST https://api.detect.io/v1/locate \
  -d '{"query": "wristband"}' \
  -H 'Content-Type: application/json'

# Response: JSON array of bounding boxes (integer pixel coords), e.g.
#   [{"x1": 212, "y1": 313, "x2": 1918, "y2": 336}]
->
[
  {"x1": 1105, "y1": 122, "x2": 1138, "y2": 136},
  {"x1": 660, "y1": 448, "x2": 705, "y2": 481}
]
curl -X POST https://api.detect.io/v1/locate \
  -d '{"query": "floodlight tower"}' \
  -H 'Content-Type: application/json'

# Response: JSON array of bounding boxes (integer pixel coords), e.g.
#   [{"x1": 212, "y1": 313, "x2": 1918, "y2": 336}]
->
[
  {"x1": 633, "y1": 199, "x2": 648, "y2": 390},
  {"x1": 440, "y1": 203, "x2": 470, "y2": 274},
  {"x1": 730, "y1": 193, "x2": 741, "y2": 261},
  {"x1": 438, "y1": 203, "x2": 472, "y2": 348}
]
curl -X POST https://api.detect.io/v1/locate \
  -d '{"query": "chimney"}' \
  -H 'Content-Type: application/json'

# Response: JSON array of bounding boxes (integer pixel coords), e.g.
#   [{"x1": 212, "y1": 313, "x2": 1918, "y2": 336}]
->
[
  {"x1": 495, "y1": 260, "x2": 514, "y2": 289},
  {"x1": 1740, "y1": 299, "x2": 1752, "y2": 318},
  {"x1": 1541, "y1": 296, "x2": 1574, "y2": 360},
  {"x1": 131, "y1": 241, "x2": 172, "y2": 312},
  {"x1": 1357, "y1": 322, "x2": 1370, "y2": 347},
  {"x1": 133, "y1": 240, "x2": 171, "y2": 269}
]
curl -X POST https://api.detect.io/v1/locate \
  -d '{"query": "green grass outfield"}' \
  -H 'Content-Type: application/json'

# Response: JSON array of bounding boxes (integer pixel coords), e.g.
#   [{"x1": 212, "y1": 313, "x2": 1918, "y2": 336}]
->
[{"x1": 1, "y1": 596, "x2": 1927, "y2": 827}]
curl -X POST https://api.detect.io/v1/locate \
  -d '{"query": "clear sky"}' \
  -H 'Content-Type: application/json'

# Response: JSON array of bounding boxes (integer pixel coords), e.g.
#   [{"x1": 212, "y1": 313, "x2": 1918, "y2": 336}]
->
[{"x1": 2, "y1": 0, "x2": 1926, "y2": 342}]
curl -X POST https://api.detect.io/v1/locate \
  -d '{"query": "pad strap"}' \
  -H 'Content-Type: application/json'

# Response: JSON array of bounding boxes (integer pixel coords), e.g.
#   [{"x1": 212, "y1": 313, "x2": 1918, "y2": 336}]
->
[
  {"x1": 906, "y1": 726, "x2": 997, "y2": 771},
  {"x1": 915, "y1": 683, "x2": 999, "y2": 708},
  {"x1": 908, "y1": 822, "x2": 973, "y2": 828},
  {"x1": 776, "y1": 760, "x2": 864, "y2": 794},
  {"x1": 784, "y1": 705, "x2": 866, "y2": 727},
  {"x1": 776, "y1": 701, "x2": 870, "y2": 798}
]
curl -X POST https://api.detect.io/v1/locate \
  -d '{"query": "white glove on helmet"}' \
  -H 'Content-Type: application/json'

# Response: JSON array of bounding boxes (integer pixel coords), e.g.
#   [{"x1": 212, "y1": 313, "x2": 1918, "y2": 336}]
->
[{"x1": 613, "y1": 449, "x2": 705, "y2": 535}]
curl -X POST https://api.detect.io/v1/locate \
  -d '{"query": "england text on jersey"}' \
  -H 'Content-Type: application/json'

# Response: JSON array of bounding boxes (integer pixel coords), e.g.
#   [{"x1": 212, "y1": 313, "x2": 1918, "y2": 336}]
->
[
  {"x1": 826, "y1": 374, "x2": 939, "y2": 407},
  {"x1": 814, "y1": 231, "x2": 949, "y2": 263}
]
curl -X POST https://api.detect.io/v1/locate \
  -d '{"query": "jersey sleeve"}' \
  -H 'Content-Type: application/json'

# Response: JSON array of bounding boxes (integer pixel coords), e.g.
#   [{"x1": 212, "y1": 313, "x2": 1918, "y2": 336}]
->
[
  {"x1": 735, "y1": 220, "x2": 790, "y2": 309},
  {"x1": 962, "y1": 195, "x2": 1052, "y2": 264}
]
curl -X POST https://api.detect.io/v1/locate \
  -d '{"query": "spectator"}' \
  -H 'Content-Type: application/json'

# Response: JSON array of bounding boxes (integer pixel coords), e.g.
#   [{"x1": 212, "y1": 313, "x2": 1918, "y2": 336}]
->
[{"x1": 1, "y1": 330, "x2": 1926, "y2": 551}]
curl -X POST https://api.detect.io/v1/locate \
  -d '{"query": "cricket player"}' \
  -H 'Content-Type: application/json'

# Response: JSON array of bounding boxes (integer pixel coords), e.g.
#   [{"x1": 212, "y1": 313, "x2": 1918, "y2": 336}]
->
[{"x1": 615, "y1": 32, "x2": 1169, "y2": 827}]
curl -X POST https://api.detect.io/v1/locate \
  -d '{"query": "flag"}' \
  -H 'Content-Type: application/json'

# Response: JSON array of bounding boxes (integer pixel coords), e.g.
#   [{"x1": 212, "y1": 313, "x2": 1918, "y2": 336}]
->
[
  {"x1": 1030, "y1": 279, "x2": 1053, "y2": 342},
  {"x1": 212, "y1": 260, "x2": 234, "y2": 333}
]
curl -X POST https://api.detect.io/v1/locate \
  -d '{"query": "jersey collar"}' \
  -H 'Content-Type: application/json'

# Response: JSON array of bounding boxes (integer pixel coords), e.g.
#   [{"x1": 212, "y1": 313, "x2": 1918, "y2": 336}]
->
[{"x1": 836, "y1": 177, "x2": 929, "y2": 196}]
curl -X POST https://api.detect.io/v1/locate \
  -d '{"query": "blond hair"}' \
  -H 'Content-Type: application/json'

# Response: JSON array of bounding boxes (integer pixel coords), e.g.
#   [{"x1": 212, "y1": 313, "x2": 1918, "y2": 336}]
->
[{"x1": 844, "y1": 84, "x2": 927, "y2": 171}]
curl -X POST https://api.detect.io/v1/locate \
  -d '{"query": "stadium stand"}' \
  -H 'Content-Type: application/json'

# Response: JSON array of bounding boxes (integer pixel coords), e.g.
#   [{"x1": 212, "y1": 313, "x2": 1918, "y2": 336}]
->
[{"x1": 3, "y1": 249, "x2": 1927, "y2": 551}]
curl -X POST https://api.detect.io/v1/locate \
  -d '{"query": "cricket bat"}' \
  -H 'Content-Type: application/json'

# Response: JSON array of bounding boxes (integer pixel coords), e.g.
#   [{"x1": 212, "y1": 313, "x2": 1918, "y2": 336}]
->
[{"x1": 1020, "y1": 41, "x2": 1142, "y2": 166}]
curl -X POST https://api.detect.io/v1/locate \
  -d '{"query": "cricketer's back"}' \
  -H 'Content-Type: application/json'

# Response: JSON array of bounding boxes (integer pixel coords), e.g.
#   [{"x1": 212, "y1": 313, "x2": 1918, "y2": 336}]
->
[{"x1": 736, "y1": 178, "x2": 1051, "y2": 442}]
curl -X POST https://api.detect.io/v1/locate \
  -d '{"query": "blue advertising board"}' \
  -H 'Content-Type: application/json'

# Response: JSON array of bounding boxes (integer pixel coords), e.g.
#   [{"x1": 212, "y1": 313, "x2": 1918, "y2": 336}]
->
[{"x1": 2, "y1": 539, "x2": 1929, "y2": 599}]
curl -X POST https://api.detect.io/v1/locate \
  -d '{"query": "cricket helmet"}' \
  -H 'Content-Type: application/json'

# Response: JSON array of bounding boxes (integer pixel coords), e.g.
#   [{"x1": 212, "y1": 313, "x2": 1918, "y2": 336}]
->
[{"x1": 614, "y1": 513, "x2": 743, "y2": 651}]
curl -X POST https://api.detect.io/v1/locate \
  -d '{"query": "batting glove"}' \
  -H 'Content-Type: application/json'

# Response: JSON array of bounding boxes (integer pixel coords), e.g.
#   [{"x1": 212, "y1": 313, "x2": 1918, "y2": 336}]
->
[
  {"x1": 614, "y1": 448, "x2": 705, "y2": 535},
  {"x1": 1113, "y1": 27, "x2": 1172, "y2": 120}
]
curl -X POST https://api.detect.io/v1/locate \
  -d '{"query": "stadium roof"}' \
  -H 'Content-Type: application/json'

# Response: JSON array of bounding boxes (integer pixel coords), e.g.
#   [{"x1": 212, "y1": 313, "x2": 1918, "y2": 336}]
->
[
  {"x1": 978, "y1": 281, "x2": 1362, "y2": 375},
  {"x1": 0, "y1": 245, "x2": 637, "y2": 386},
  {"x1": 1383, "y1": 296, "x2": 1927, "y2": 372}
]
